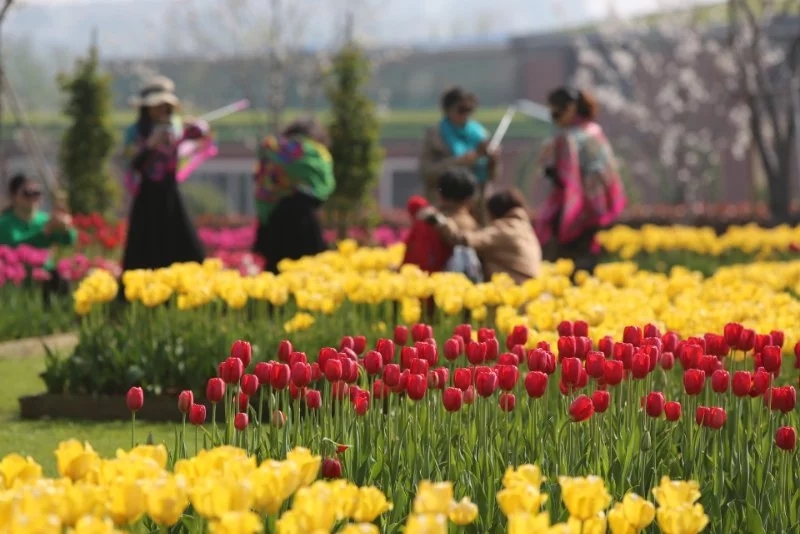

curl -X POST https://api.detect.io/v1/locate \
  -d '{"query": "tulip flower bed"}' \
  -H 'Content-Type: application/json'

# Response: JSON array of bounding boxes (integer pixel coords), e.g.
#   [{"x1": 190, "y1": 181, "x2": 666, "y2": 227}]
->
[{"x1": 8, "y1": 321, "x2": 799, "y2": 533}]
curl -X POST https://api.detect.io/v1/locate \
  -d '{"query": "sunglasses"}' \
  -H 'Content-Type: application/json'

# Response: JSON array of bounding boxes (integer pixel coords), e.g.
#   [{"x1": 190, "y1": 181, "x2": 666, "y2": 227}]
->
[{"x1": 22, "y1": 189, "x2": 42, "y2": 199}]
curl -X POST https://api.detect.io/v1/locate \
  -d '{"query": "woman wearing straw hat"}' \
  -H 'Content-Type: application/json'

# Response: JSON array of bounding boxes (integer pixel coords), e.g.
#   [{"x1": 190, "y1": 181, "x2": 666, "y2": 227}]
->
[{"x1": 119, "y1": 76, "x2": 215, "y2": 278}]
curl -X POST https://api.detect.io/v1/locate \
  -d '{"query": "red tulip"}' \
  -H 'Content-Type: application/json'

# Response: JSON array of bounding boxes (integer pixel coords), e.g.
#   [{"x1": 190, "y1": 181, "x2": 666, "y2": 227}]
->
[
  {"x1": 498, "y1": 352, "x2": 520, "y2": 366},
  {"x1": 277, "y1": 339, "x2": 293, "y2": 363},
  {"x1": 271, "y1": 410, "x2": 286, "y2": 427},
  {"x1": 177, "y1": 390, "x2": 193, "y2": 414},
  {"x1": 723, "y1": 322, "x2": 743, "y2": 348},
  {"x1": 731, "y1": 371, "x2": 753, "y2": 397},
  {"x1": 698, "y1": 355, "x2": 722, "y2": 375},
  {"x1": 775, "y1": 426, "x2": 797, "y2": 451},
  {"x1": 769, "y1": 330, "x2": 785, "y2": 348},
  {"x1": 738, "y1": 329, "x2": 756, "y2": 351},
  {"x1": 364, "y1": 350, "x2": 384, "y2": 375},
  {"x1": 575, "y1": 337, "x2": 592, "y2": 359},
  {"x1": 341, "y1": 359, "x2": 359, "y2": 383},
  {"x1": 353, "y1": 335, "x2": 367, "y2": 355},
  {"x1": 443, "y1": 387, "x2": 463, "y2": 412},
  {"x1": 497, "y1": 365, "x2": 520, "y2": 391},
  {"x1": 585, "y1": 352, "x2": 606, "y2": 379},
  {"x1": 766, "y1": 386, "x2": 797, "y2": 413},
  {"x1": 761, "y1": 346, "x2": 782, "y2": 373},
  {"x1": 695, "y1": 406, "x2": 709, "y2": 425},
  {"x1": 573, "y1": 320, "x2": 589, "y2": 337},
  {"x1": 322, "y1": 457, "x2": 342, "y2": 478},
  {"x1": 678, "y1": 343, "x2": 702, "y2": 370},
  {"x1": 645, "y1": 392, "x2": 665, "y2": 418},
  {"x1": 613, "y1": 342, "x2": 634, "y2": 369},
  {"x1": 478, "y1": 327, "x2": 496, "y2": 342},
  {"x1": 220, "y1": 357, "x2": 244, "y2": 384},
  {"x1": 794, "y1": 341, "x2": 800, "y2": 369},
  {"x1": 557, "y1": 336, "x2": 577, "y2": 358},
  {"x1": 230, "y1": 339, "x2": 252, "y2": 368},
  {"x1": 704, "y1": 333, "x2": 729, "y2": 357},
  {"x1": 751, "y1": 368, "x2": 772, "y2": 397},
  {"x1": 353, "y1": 391, "x2": 370, "y2": 415},
  {"x1": 206, "y1": 378, "x2": 225, "y2": 403},
  {"x1": 237, "y1": 392, "x2": 250, "y2": 412},
  {"x1": 508, "y1": 325, "x2": 528, "y2": 348},
  {"x1": 339, "y1": 335, "x2": 355, "y2": 352},
  {"x1": 289, "y1": 352, "x2": 307, "y2": 366},
  {"x1": 376, "y1": 339, "x2": 395, "y2": 365},
  {"x1": 254, "y1": 362, "x2": 273, "y2": 387},
  {"x1": 407, "y1": 374, "x2": 428, "y2": 401},
  {"x1": 466, "y1": 342, "x2": 487, "y2": 365},
  {"x1": 557, "y1": 321, "x2": 573, "y2": 336},
  {"x1": 603, "y1": 360, "x2": 624, "y2": 386},
  {"x1": 659, "y1": 351, "x2": 675, "y2": 370},
  {"x1": 317, "y1": 347, "x2": 337, "y2": 370},
  {"x1": 240, "y1": 374, "x2": 259, "y2": 396},
  {"x1": 484, "y1": 337, "x2": 500, "y2": 361},
  {"x1": 453, "y1": 368, "x2": 472, "y2": 391},
  {"x1": 706, "y1": 407, "x2": 726, "y2": 429},
  {"x1": 561, "y1": 357, "x2": 582, "y2": 385},
  {"x1": 527, "y1": 348, "x2": 555, "y2": 374},
  {"x1": 598, "y1": 336, "x2": 614, "y2": 358},
  {"x1": 475, "y1": 371, "x2": 499, "y2": 397},
  {"x1": 410, "y1": 358, "x2": 430, "y2": 376},
  {"x1": 383, "y1": 364, "x2": 401, "y2": 387},
  {"x1": 623, "y1": 325, "x2": 642, "y2": 346},
  {"x1": 569, "y1": 395, "x2": 594, "y2": 422},
  {"x1": 372, "y1": 379, "x2": 389, "y2": 400},
  {"x1": 454, "y1": 324, "x2": 472, "y2": 343},
  {"x1": 661, "y1": 332, "x2": 679, "y2": 353},
  {"x1": 433, "y1": 368, "x2": 449, "y2": 390},
  {"x1": 234, "y1": 412, "x2": 249, "y2": 431},
  {"x1": 411, "y1": 323, "x2": 432, "y2": 343},
  {"x1": 416, "y1": 342, "x2": 438, "y2": 366},
  {"x1": 754, "y1": 334, "x2": 773, "y2": 354},
  {"x1": 710, "y1": 369, "x2": 729, "y2": 394},
  {"x1": 591, "y1": 390, "x2": 610, "y2": 413},
  {"x1": 394, "y1": 325, "x2": 409, "y2": 346},
  {"x1": 324, "y1": 359, "x2": 343, "y2": 382},
  {"x1": 126, "y1": 387, "x2": 144, "y2": 412},
  {"x1": 631, "y1": 351, "x2": 650, "y2": 379},
  {"x1": 683, "y1": 369, "x2": 705, "y2": 395},
  {"x1": 499, "y1": 393, "x2": 516, "y2": 412},
  {"x1": 270, "y1": 363, "x2": 291, "y2": 390},
  {"x1": 189, "y1": 403, "x2": 206, "y2": 425},
  {"x1": 444, "y1": 337, "x2": 461, "y2": 361},
  {"x1": 463, "y1": 385, "x2": 476, "y2": 404},
  {"x1": 400, "y1": 347, "x2": 418, "y2": 370},
  {"x1": 305, "y1": 389, "x2": 322, "y2": 410},
  {"x1": 664, "y1": 401, "x2": 681, "y2": 421}
]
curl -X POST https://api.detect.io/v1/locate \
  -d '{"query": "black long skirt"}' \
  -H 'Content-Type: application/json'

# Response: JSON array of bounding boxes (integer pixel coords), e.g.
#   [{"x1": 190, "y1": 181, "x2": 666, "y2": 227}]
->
[
  {"x1": 253, "y1": 193, "x2": 326, "y2": 274},
  {"x1": 121, "y1": 177, "x2": 205, "y2": 272}
]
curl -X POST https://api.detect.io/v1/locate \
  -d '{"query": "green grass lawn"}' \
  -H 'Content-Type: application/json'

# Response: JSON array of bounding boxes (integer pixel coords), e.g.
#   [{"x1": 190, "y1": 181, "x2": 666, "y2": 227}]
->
[{"x1": 0, "y1": 354, "x2": 174, "y2": 476}]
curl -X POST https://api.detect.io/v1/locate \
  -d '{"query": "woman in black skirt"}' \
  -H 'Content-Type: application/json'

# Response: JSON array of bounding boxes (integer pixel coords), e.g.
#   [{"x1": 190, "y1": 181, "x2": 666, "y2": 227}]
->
[
  {"x1": 252, "y1": 118, "x2": 335, "y2": 273},
  {"x1": 120, "y1": 76, "x2": 212, "y2": 278}
]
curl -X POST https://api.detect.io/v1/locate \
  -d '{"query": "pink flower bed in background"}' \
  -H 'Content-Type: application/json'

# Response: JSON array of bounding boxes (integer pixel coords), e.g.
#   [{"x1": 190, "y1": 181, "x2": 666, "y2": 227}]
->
[{"x1": 197, "y1": 224, "x2": 409, "y2": 252}]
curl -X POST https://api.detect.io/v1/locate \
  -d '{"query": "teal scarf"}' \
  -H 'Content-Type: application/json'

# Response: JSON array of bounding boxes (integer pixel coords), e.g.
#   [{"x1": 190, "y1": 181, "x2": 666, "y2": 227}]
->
[{"x1": 439, "y1": 118, "x2": 490, "y2": 183}]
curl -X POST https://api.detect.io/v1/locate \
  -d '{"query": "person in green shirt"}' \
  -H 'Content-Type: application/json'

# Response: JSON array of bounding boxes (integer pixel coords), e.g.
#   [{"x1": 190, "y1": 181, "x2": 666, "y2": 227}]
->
[{"x1": 0, "y1": 173, "x2": 77, "y2": 306}]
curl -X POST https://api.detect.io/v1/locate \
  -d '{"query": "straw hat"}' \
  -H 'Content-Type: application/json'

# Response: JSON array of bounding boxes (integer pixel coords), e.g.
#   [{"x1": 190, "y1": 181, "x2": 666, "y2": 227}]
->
[{"x1": 128, "y1": 76, "x2": 180, "y2": 108}]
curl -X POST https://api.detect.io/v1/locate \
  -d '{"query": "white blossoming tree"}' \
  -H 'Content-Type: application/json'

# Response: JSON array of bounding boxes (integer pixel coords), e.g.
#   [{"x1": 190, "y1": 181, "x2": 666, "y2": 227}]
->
[{"x1": 573, "y1": 0, "x2": 798, "y2": 221}]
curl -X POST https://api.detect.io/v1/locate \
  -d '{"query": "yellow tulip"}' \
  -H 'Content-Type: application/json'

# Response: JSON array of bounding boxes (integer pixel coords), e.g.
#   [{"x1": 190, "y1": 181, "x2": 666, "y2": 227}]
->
[
  {"x1": 651, "y1": 477, "x2": 702, "y2": 508},
  {"x1": 413, "y1": 481, "x2": 453, "y2": 515},
  {"x1": 0, "y1": 453, "x2": 43, "y2": 489},
  {"x1": 497, "y1": 485, "x2": 548, "y2": 516},
  {"x1": 209, "y1": 510, "x2": 264, "y2": 534},
  {"x1": 507, "y1": 511, "x2": 551, "y2": 533},
  {"x1": 339, "y1": 523, "x2": 380, "y2": 534},
  {"x1": 448, "y1": 496, "x2": 478, "y2": 525},
  {"x1": 567, "y1": 512, "x2": 607, "y2": 534},
  {"x1": 106, "y1": 479, "x2": 147, "y2": 525},
  {"x1": 71, "y1": 515, "x2": 125, "y2": 534},
  {"x1": 558, "y1": 476, "x2": 611, "y2": 521},
  {"x1": 656, "y1": 503, "x2": 710, "y2": 534},
  {"x1": 404, "y1": 513, "x2": 448, "y2": 534},
  {"x1": 502, "y1": 464, "x2": 545, "y2": 490},
  {"x1": 351, "y1": 485, "x2": 392, "y2": 522},
  {"x1": 284, "y1": 447, "x2": 321, "y2": 487},
  {"x1": 54, "y1": 441, "x2": 100, "y2": 482}
]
